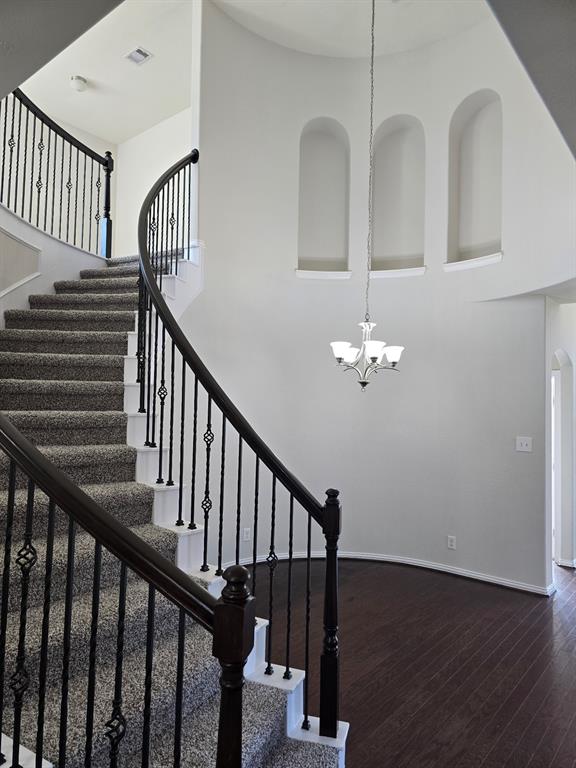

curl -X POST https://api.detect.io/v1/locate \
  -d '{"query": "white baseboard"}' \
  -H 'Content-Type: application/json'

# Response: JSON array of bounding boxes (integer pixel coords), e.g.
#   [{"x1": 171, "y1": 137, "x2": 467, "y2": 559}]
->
[{"x1": 227, "y1": 550, "x2": 553, "y2": 597}]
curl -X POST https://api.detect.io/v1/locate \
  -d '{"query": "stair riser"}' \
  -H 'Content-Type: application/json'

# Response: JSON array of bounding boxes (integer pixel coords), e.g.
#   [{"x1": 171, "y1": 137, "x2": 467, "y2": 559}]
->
[
  {"x1": 80, "y1": 266, "x2": 139, "y2": 279},
  {"x1": 0, "y1": 489, "x2": 153, "y2": 539},
  {"x1": 0, "y1": 337, "x2": 128, "y2": 356},
  {"x1": 0, "y1": 458, "x2": 136, "y2": 492},
  {"x1": 0, "y1": 361, "x2": 124, "y2": 382},
  {"x1": 5, "y1": 312, "x2": 137, "y2": 332},
  {"x1": 0, "y1": 389, "x2": 124, "y2": 411},
  {"x1": 55, "y1": 280, "x2": 138, "y2": 294},
  {"x1": 29, "y1": 295, "x2": 139, "y2": 311}
]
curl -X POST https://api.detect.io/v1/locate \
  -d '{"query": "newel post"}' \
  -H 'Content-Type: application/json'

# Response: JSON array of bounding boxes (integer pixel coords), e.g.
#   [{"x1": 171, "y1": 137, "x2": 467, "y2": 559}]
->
[
  {"x1": 102, "y1": 150, "x2": 114, "y2": 259},
  {"x1": 212, "y1": 565, "x2": 256, "y2": 768},
  {"x1": 319, "y1": 488, "x2": 341, "y2": 738}
]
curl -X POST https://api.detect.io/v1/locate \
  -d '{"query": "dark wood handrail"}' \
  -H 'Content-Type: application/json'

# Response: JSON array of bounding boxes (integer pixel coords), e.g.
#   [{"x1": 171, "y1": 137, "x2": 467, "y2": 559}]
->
[
  {"x1": 12, "y1": 88, "x2": 110, "y2": 166},
  {"x1": 0, "y1": 412, "x2": 216, "y2": 631},
  {"x1": 137, "y1": 151, "x2": 325, "y2": 528}
]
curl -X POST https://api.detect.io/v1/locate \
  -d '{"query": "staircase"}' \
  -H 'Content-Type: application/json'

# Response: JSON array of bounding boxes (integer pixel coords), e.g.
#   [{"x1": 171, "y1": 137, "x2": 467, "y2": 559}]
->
[{"x1": 0, "y1": 256, "x2": 339, "y2": 767}]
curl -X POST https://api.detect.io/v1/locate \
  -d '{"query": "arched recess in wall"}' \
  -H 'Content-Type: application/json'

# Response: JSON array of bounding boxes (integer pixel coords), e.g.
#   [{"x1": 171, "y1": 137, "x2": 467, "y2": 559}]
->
[
  {"x1": 297, "y1": 118, "x2": 349, "y2": 272},
  {"x1": 371, "y1": 115, "x2": 426, "y2": 271},
  {"x1": 448, "y1": 90, "x2": 503, "y2": 264}
]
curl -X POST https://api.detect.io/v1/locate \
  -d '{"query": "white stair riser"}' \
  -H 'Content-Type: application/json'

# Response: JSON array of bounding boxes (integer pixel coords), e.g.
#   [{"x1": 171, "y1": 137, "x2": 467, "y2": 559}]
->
[
  {"x1": 152, "y1": 484, "x2": 190, "y2": 526},
  {"x1": 136, "y1": 447, "x2": 169, "y2": 484},
  {"x1": 124, "y1": 356, "x2": 138, "y2": 382}
]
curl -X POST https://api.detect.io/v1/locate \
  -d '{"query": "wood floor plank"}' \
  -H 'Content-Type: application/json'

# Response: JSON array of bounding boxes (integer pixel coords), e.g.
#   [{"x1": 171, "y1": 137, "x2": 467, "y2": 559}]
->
[{"x1": 255, "y1": 560, "x2": 576, "y2": 768}]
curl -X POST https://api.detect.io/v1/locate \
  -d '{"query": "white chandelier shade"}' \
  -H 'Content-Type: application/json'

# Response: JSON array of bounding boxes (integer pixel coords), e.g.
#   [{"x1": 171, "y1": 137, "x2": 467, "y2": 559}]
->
[{"x1": 330, "y1": 322, "x2": 404, "y2": 390}]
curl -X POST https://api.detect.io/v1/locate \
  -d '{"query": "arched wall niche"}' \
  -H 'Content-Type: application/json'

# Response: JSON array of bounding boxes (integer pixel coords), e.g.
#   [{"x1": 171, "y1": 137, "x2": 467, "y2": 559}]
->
[
  {"x1": 448, "y1": 89, "x2": 503, "y2": 264},
  {"x1": 372, "y1": 114, "x2": 426, "y2": 271},
  {"x1": 297, "y1": 117, "x2": 350, "y2": 272}
]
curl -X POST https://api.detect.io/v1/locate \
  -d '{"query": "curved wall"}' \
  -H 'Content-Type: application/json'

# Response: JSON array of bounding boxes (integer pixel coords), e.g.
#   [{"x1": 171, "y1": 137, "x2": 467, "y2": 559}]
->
[{"x1": 190, "y1": 1, "x2": 576, "y2": 593}]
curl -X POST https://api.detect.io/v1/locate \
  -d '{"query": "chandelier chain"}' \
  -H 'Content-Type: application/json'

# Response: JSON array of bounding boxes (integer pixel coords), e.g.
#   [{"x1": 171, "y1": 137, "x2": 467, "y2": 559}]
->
[{"x1": 365, "y1": 0, "x2": 376, "y2": 323}]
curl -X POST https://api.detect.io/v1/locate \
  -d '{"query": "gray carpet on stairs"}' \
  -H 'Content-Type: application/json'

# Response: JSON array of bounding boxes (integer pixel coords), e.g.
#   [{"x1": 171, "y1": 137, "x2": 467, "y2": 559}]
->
[{"x1": 0, "y1": 255, "x2": 339, "y2": 767}]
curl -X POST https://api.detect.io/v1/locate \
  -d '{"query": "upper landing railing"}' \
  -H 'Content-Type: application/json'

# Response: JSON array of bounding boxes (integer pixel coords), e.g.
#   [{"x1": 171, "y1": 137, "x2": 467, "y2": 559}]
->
[{"x1": 0, "y1": 89, "x2": 113, "y2": 257}]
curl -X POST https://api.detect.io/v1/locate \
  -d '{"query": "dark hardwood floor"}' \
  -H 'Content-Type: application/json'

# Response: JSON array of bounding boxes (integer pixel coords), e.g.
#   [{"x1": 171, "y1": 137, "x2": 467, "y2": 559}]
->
[{"x1": 254, "y1": 559, "x2": 576, "y2": 768}]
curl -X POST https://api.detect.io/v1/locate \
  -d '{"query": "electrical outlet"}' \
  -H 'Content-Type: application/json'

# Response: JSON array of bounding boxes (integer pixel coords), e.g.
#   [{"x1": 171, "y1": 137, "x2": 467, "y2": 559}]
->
[
  {"x1": 447, "y1": 535, "x2": 456, "y2": 550},
  {"x1": 242, "y1": 527, "x2": 251, "y2": 542}
]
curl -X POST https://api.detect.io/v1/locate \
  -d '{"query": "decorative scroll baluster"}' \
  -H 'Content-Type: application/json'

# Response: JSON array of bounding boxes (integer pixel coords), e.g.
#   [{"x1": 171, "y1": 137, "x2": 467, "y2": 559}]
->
[
  {"x1": 88, "y1": 158, "x2": 94, "y2": 251},
  {"x1": 58, "y1": 518, "x2": 76, "y2": 767},
  {"x1": 35, "y1": 498, "x2": 56, "y2": 768},
  {"x1": 189, "y1": 376, "x2": 199, "y2": 530},
  {"x1": 251, "y1": 457, "x2": 260, "y2": 595},
  {"x1": 265, "y1": 476, "x2": 278, "y2": 676},
  {"x1": 84, "y1": 541, "x2": 102, "y2": 768},
  {"x1": 141, "y1": 585, "x2": 155, "y2": 768},
  {"x1": 169, "y1": 175, "x2": 176, "y2": 275},
  {"x1": 0, "y1": 96, "x2": 8, "y2": 203},
  {"x1": 10, "y1": 479, "x2": 37, "y2": 768},
  {"x1": 201, "y1": 395, "x2": 214, "y2": 572},
  {"x1": 216, "y1": 414, "x2": 227, "y2": 576},
  {"x1": 176, "y1": 360, "x2": 187, "y2": 526},
  {"x1": 103, "y1": 151, "x2": 114, "y2": 258},
  {"x1": 65, "y1": 143, "x2": 72, "y2": 242},
  {"x1": 283, "y1": 495, "x2": 294, "y2": 680},
  {"x1": 156, "y1": 319, "x2": 168, "y2": 484},
  {"x1": 150, "y1": 303, "x2": 160, "y2": 449},
  {"x1": 0, "y1": 460, "x2": 16, "y2": 764},
  {"x1": 166, "y1": 339, "x2": 176, "y2": 486},
  {"x1": 95, "y1": 164, "x2": 101, "y2": 254},
  {"x1": 302, "y1": 512, "x2": 312, "y2": 730},
  {"x1": 235, "y1": 436, "x2": 243, "y2": 565},
  {"x1": 35, "y1": 123, "x2": 45, "y2": 228},
  {"x1": 5, "y1": 96, "x2": 16, "y2": 206},
  {"x1": 145, "y1": 293, "x2": 155, "y2": 446},
  {"x1": 106, "y1": 562, "x2": 128, "y2": 768}
]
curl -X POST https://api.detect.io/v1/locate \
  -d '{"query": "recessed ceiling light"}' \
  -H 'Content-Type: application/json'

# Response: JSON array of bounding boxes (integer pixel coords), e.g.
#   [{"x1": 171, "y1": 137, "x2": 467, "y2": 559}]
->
[
  {"x1": 70, "y1": 75, "x2": 88, "y2": 93},
  {"x1": 125, "y1": 47, "x2": 153, "y2": 66}
]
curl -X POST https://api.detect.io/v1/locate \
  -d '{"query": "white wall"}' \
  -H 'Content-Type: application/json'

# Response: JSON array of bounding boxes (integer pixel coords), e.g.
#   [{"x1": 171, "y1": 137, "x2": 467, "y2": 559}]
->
[
  {"x1": 177, "y1": 2, "x2": 576, "y2": 593},
  {"x1": 113, "y1": 107, "x2": 192, "y2": 257}
]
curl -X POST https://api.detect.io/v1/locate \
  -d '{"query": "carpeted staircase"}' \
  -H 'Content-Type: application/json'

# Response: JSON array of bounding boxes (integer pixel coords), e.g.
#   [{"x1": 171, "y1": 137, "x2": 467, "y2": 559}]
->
[{"x1": 0, "y1": 256, "x2": 339, "y2": 767}]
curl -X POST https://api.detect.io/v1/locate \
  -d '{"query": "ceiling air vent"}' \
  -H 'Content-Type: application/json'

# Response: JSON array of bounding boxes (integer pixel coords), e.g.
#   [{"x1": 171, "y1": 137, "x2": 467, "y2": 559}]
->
[{"x1": 125, "y1": 47, "x2": 153, "y2": 66}]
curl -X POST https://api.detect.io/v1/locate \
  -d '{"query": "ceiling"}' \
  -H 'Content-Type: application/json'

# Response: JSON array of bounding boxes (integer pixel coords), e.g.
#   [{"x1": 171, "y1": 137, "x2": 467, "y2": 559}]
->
[
  {"x1": 213, "y1": 0, "x2": 491, "y2": 58},
  {"x1": 21, "y1": 0, "x2": 193, "y2": 145}
]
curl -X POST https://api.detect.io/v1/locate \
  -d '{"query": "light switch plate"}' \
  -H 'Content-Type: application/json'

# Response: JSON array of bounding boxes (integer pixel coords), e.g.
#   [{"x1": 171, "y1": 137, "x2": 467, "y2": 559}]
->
[{"x1": 516, "y1": 436, "x2": 533, "y2": 452}]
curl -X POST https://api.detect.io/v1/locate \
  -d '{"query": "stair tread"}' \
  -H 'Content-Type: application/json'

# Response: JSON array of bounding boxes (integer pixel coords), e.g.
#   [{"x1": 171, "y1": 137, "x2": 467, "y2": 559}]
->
[
  {"x1": 0, "y1": 378, "x2": 124, "y2": 391},
  {"x1": 2, "y1": 410, "x2": 128, "y2": 425},
  {"x1": 0, "y1": 350, "x2": 125, "y2": 363},
  {"x1": 55, "y1": 277, "x2": 138, "y2": 293}
]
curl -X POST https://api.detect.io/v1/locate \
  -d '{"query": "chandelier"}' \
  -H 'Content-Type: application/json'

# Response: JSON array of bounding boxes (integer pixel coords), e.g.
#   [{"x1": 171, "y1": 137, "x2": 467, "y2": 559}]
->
[{"x1": 330, "y1": 0, "x2": 404, "y2": 391}]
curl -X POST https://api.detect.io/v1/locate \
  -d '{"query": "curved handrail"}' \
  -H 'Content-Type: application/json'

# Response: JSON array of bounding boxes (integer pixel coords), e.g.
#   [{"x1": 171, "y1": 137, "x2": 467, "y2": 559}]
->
[
  {"x1": 0, "y1": 412, "x2": 216, "y2": 631},
  {"x1": 13, "y1": 88, "x2": 108, "y2": 165},
  {"x1": 137, "y1": 151, "x2": 325, "y2": 527}
]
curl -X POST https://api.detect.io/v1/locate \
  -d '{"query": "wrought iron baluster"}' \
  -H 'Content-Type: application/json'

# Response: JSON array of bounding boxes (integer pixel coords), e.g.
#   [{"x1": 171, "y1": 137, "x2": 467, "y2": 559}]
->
[
  {"x1": 94, "y1": 163, "x2": 101, "y2": 254},
  {"x1": 141, "y1": 584, "x2": 155, "y2": 768},
  {"x1": 84, "y1": 541, "x2": 102, "y2": 768},
  {"x1": 156, "y1": 318, "x2": 167, "y2": 484},
  {"x1": 173, "y1": 608, "x2": 186, "y2": 768},
  {"x1": 10, "y1": 478, "x2": 37, "y2": 768},
  {"x1": 35, "y1": 498, "x2": 56, "y2": 768},
  {"x1": 106, "y1": 562, "x2": 128, "y2": 768},
  {"x1": 88, "y1": 159, "x2": 94, "y2": 252},
  {"x1": 145, "y1": 293, "x2": 155, "y2": 446},
  {"x1": 189, "y1": 376, "x2": 199, "y2": 530},
  {"x1": 51, "y1": 132, "x2": 58, "y2": 236},
  {"x1": 58, "y1": 517, "x2": 76, "y2": 768},
  {"x1": 251, "y1": 457, "x2": 260, "y2": 595},
  {"x1": 27, "y1": 114, "x2": 36, "y2": 222},
  {"x1": 201, "y1": 395, "x2": 214, "y2": 572},
  {"x1": 176, "y1": 359, "x2": 187, "y2": 526},
  {"x1": 20, "y1": 107, "x2": 29, "y2": 218},
  {"x1": 235, "y1": 435, "x2": 243, "y2": 565},
  {"x1": 80, "y1": 152, "x2": 87, "y2": 248},
  {"x1": 73, "y1": 146, "x2": 79, "y2": 244},
  {"x1": 302, "y1": 512, "x2": 312, "y2": 730},
  {"x1": 0, "y1": 95, "x2": 8, "y2": 203},
  {"x1": 150, "y1": 300, "x2": 160, "y2": 449},
  {"x1": 283, "y1": 495, "x2": 294, "y2": 680},
  {"x1": 5, "y1": 96, "x2": 16, "y2": 207},
  {"x1": 65, "y1": 142, "x2": 72, "y2": 242},
  {"x1": 216, "y1": 413, "x2": 227, "y2": 576},
  {"x1": 12, "y1": 98, "x2": 22, "y2": 213},
  {"x1": 170, "y1": 174, "x2": 176, "y2": 275},
  {"x1": 35, "y1": 123, "x2": 45, "y2": 228},
  {"x1": 166, "y1": 339, "x2": 176, "y2": 486},
  {"x1": 0, "y1": 460, "x2": 16, "y2": 764},
  {"x1": 43, "y1": 128, "x2": 51, "y2": 231},
  {"x1": 265, "y1": 476, "x2": 278, "y2": 675}
]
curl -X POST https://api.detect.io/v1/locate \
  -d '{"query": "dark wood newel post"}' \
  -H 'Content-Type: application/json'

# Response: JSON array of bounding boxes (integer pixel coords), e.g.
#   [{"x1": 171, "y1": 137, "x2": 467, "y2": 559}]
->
[
  {"x1": 103, "y1": 150, "x2": 114, "y2": 259},
  {"x1": 213, "y1": 565, "x2": 256, "y2": 768},
  {"x1": 319, "y1": 488, "x2": 341, "y2": 738}
]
